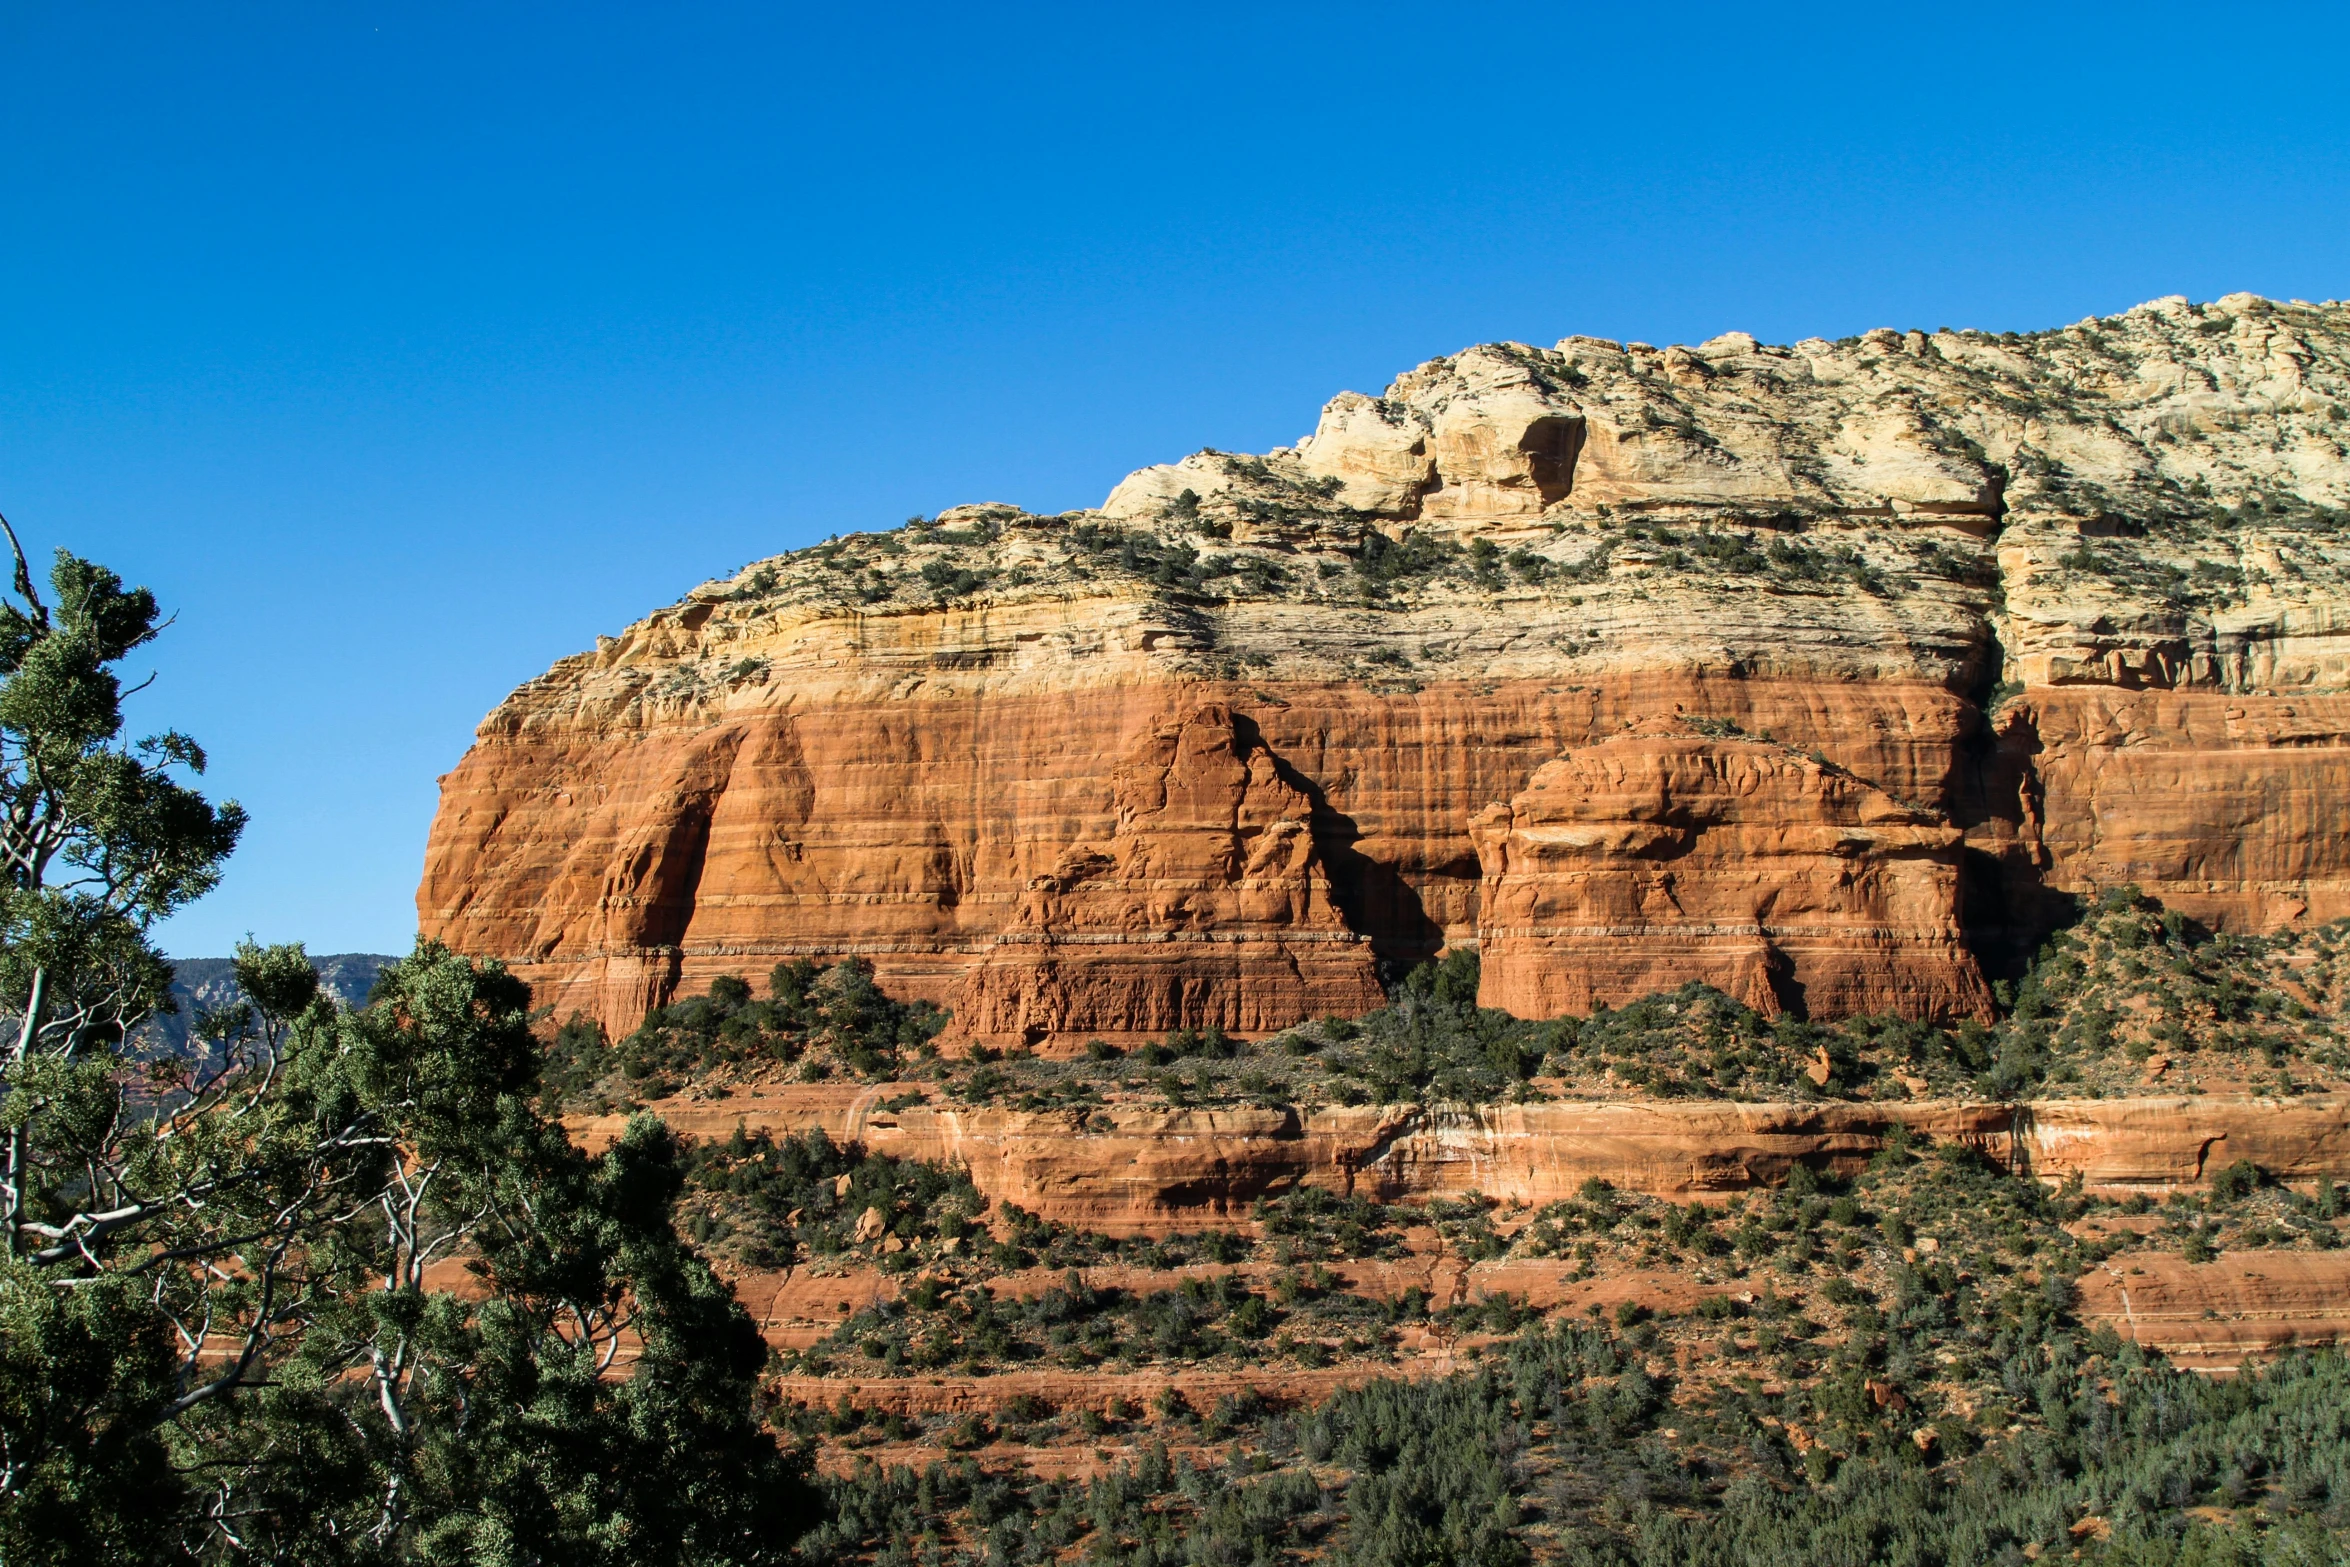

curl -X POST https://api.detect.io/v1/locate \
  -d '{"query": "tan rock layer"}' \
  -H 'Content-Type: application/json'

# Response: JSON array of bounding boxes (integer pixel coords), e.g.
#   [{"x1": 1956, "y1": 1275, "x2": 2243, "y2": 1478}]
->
[
  {"x1": 575, "y1": 1090, "x2": 2350, "y2": 1231},
  {"x1": 2076, "y1": 1252, "x2": 2350, "y2": 1371}
]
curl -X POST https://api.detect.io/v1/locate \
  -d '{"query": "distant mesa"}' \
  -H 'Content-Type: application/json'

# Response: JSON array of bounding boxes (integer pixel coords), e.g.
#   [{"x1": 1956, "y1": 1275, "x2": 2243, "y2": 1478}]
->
[{"x1": 140, "y1": 953, "x2": 396, "y2": 1058}]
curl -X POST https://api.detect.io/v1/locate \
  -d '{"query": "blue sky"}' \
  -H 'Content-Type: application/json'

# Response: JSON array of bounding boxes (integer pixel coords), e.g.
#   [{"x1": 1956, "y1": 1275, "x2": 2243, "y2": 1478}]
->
[{"x1": 2, "y1": 2, "x2": 2345, "y2": 958}]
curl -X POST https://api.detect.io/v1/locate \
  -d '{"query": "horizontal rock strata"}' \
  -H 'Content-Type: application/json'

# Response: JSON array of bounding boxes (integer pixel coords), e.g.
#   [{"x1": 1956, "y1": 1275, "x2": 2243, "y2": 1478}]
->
[
  {"x1": 2076, "y1": 1251, "x2": 2350, "y2": 1371},
  {"x1": 1469, "y1": 724, "x2": 1993, "y2": 1020},
  {"x1": 423, "y1": 293, "x2": 2350, "y2": 1037},
  {"x1": 574, "y1": 1089, "x2": 2350, "y2": 1230},
  {"x1": 752, "y1": 1250, "x2": 2350, "y2": 1380},
  {"x1": 948, "y1": 702, "x2": 1383, "y2": 1044}
]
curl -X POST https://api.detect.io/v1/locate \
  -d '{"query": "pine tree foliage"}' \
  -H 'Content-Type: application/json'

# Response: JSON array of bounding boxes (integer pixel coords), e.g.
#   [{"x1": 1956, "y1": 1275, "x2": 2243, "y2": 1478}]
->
[{"x1": 0, "y1": 533, "x2": 817, "y2": 1565}]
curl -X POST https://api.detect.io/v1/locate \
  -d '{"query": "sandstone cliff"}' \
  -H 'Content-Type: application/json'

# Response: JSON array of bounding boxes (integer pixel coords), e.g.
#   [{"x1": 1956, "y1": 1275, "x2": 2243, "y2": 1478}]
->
[
  {"x1": 951, "y1": 702, "x2": 1383, "y2": 1045},
  {"x1": 1468, "y1": 723, "x2": 1991, "y2": 1021},
  {"x1": 419, "y1": 293, "x2": 2350, "y2": 1039}
]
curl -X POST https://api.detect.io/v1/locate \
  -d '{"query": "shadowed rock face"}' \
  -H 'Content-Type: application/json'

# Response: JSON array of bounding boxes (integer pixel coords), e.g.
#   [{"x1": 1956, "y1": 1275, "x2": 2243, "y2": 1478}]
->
[
  {"x1": 420, "y1": 293, "x2": 2350, "y2": 1037},
  {"x1": 1468, "y1": 726, "x2": 1994, "y2": 1021}
]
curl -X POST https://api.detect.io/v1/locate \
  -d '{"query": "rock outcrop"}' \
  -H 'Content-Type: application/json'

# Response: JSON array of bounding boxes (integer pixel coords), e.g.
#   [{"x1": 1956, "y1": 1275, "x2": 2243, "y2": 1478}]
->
[
  {"x1": 2077, "y1": 1252, "x2": 2350, "y2": 1371},
  {"x1": 949, "y1": 703, "x2": 1382, "y2": 1042},
  {"x1": 578, "y1": 1087, "x2": 2350, "y2": 1231},
  {"x1": 1467, "y1": 724, "x2": 1991, "y2": 1021},
  {"x1": 419, "y1": 293, "x2": 2350, "y2": 1039}
]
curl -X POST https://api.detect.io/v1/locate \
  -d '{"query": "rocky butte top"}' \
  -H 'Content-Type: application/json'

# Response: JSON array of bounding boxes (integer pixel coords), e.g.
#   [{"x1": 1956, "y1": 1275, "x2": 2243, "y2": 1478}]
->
[{"x1": 422, "y1": 295, "x2": 2350, "y2": 1038}]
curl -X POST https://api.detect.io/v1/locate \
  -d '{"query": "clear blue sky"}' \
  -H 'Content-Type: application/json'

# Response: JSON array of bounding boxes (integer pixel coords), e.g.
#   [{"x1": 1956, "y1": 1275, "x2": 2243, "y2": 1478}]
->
[{"x1": 2, "y1": 2, "x2": 2345, "y2": 959}]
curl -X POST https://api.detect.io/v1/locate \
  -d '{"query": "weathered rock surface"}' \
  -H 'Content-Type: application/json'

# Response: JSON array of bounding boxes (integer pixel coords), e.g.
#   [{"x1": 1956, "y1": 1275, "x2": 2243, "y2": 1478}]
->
[
  {"x1": 1468, "y1": 724, "x2": 1992, "y2": 1021},
  {"x1": 576, "y1": 1088, "x2": 2350, "y2": 1230},
  {"x1": 1984, "y1": 686, "x2": 2350, "y2": 931},
  {"x1": 421, "y1": 293, "x2": 2350, "y2": 1037},
  {"x1": 949, "y1": 702, "x2": 1381, "y2": 1043},
  {"x1": 2077, "y1": 1251, "x2": 2350, "y2": 1371}
]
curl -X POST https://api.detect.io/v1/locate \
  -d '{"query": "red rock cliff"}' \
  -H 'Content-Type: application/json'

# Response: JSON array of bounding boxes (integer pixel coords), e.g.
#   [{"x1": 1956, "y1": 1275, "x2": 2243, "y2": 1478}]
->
[
  {"x1": 949, "y1": 702, "x2": 1383, "y2": 1043},
  {"x1": 420, "y1": 294, "x2": 2350, "y2": 1038},
  {"x1": 1468, "y1": 725, "x2": 1991, "y2": 1020}
]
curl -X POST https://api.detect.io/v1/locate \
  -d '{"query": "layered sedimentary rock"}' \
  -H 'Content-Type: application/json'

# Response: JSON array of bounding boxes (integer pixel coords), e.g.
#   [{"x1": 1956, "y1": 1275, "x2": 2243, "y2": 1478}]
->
[
  {"x1": 577, "y1": 1088, "x2": 2350, "y2": 1230},
  {"x1": 426, "y1": 671, "x2": 1990, "y2": 1037},
  {"x1": 1468, "y1": 724, "x2": 1992, "y2": 1020},
  {"x1": 1984, "y1": 687, "x2": 2350, "y2": 932},
  {"x1": 2076, "y1": 1252, "x2": 2350, "y2": 1370},
  {"x1": 420, "y1": 292, "x2": 2350, "y2": 1038},
  {"x1": 950, "y1": 702, "x2": 1382, "y2": 1042}
]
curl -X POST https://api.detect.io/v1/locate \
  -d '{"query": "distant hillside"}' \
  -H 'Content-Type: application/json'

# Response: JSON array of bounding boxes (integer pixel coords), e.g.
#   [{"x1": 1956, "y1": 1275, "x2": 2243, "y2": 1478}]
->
[{"x1": 137, "y1": 953, "x2": 398, "y2": 1059}]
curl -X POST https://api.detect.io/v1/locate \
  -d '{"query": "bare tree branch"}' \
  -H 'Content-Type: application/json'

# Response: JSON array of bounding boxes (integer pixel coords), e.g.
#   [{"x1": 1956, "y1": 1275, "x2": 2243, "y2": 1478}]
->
[{"x1": 0, "y1": 509, "x2": 44, "y2": 622}]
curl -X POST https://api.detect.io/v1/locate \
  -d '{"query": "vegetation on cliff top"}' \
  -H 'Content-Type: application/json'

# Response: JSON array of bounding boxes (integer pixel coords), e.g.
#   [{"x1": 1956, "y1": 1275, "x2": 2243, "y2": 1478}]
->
[
  {"x1": 757, "y1": 1112, "x2": 2344, "y2": 1385},
  {"x1": 545, "y1": 956, "x2": 949, "y2": 1112},
  {"x1": 715, "y1": 500, "x2": 2007, "y2": 629},
  {"x1": 555, "y1": 886, "x2": 2350, "y2": 1129}
]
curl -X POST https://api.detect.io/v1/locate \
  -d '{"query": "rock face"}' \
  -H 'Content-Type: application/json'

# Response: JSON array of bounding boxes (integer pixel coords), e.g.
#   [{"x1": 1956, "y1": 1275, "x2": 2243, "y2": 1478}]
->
[
  {"x1": 2077, "y1": 1252, "x2": 2350, "y2": 1371},
  {"x1": 1468, "y1": 725, "x2": 1991, "y2": 1021},
  {"x1": 950, "y1": 703, "x2": 1382, "y2": 1042},
  {"x1": 419, "y1": 293, "x2": 2350, "y2": 1039},
  {"x1": 578, "y1": 1087, "x2": 2350, "y2": 1231}
]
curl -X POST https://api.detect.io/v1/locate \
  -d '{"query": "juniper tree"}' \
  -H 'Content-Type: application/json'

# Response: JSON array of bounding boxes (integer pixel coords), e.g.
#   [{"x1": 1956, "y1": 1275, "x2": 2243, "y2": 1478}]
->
[
  {"x1": 0, "y1": 527, "x2": 818, "y2": 1564},
  {"x1": 0, "y1": 523, "x2": 244, "y2": 1259}
]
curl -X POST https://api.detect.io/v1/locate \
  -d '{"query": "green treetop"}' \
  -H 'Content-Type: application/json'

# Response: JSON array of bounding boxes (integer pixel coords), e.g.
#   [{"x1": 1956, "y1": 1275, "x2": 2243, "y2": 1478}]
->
[{"x1": 0, "y1": 523, "x2": 818, "y2": 1564}]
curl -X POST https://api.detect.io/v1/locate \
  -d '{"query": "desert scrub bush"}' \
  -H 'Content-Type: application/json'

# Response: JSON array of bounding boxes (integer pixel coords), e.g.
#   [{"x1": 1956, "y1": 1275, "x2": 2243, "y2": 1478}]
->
[
  {"x1": 812, "y1": 1331, "x2": 2350, "y2": 1566},
  {"x1": 801, "y1": 1120, "x2": 2350, "y2": 1563},
  {"x1": 1548, "y1": 982, "x2": 1864, "y2": 1099},
  {"x1": 549, "y1": 958, "x2": 948, "y2": 1107},
  {"x1": 1426, "y1": 1193, "x2": 1510, "y2": 1262},
  {"x1": 916, "y1": 557, "x2": 990, "y2": 598},
  {"x1": 984, "y1": 1198, "x2": 1159, "y2": 1272},
  {"x1": 1524, "y1": 890, "x2": 2350, "y2": 1105},
  {"x1": 1320, "y1": 949, "x2": 1558, "y2": 1103},
  {"x1": 1979, "y1": 887, "x2": 2347, "y2": 1096},
  {"x1": 1133, "y1": 1022, "x2": 1248, "y2": 1065},
  {"x1": 675, "y1": 1125, "x2": 986, "y2": 1268},
  {"x1": 1058, "y1": 519, "x2": 1237, "y2": 594},
  {"x1": 1254, "y1": 1187, "x2": 1407, "y2": 1262},
  {"x1": 1349, "y1": 527, "x2": 1464, "y2": 602},
  {"x1": 807, "y1": 1446, "x2": 1332, "y2": 1567},
  {"x1": 764, "y1": 891, "x2": 2350, "y2": 1129},
  {"x1": 808, "y1": 1268, "x2": 1308, "y2": 1377}
]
